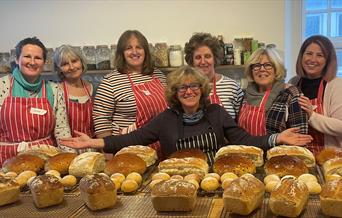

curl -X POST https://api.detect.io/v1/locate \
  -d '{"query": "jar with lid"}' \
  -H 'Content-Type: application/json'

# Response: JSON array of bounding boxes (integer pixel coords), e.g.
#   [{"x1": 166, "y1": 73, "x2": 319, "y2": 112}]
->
[
  {"x1": 110, "y1": 44, "x2": 117, "y2": 70},
  {"x1": 149, "y1": 43, "x2": 156, "y2": 66},
  {"x1": 82, "y1": 46, "x2": 96, "y2": 70},
  {"x1": 169, "y1": 45, "x2": 183, "y2": 67},
  {"x1": 10, "y1": 49, "x2": 16, "y2": 71},
  {"x1": 0, "y1": 53, "x2": 11, "y2": 73},
  {"x1": 43, "y1": 48, "x2": 54, "y2": 72},
  {"x1": 96, "y1": 45, "x2": 110, "y2": 70},
  {"x1": 154, "y1": 43, "x2": 169, "y2": 67}
]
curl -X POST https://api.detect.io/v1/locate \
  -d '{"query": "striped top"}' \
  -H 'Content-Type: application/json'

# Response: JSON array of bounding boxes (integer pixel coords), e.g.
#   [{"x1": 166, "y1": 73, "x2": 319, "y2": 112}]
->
[
  {"x1": 93, "y1": 69, "x2": 166, "y2": 136},
  {"x1": 215, "y1": 75, "x2": 244, "y2": 120}
]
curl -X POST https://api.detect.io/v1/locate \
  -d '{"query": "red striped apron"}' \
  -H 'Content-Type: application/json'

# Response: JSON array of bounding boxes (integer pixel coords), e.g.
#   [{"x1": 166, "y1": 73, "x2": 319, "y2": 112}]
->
[
  {"x1": 238, "y1": 90, "x2": 271, "y2": 136},
  {"x1": 128, "y1": 74, "x2": 167, "y2": 158},
  {"x1": 0, "y1": 78, "x2": 55, "y2": 166},
  {"x1": 208, "y1": 78, "x2": 222, "y2": 106},
  {"x1": 306, "y1": 80, "x2": 324, "y2": 155}
]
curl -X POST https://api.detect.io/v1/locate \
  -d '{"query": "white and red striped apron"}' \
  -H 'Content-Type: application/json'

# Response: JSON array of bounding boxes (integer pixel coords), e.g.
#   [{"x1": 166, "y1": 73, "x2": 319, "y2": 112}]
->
[
  {"x1": 0, "y1": 78, "x2": 55, "y2": 166},
  {"x1": 128, "y1": 74, "x2": 167, "y2": 158},
  {"x1": 208, "y1": 78, "x2": 222, "y2": 106},
  {"x1": 238, "y1": 90, "x2": 271, "y2": 136},
  {"x1": 306, "y1": 80, "x2": 325, "y2": 155}
]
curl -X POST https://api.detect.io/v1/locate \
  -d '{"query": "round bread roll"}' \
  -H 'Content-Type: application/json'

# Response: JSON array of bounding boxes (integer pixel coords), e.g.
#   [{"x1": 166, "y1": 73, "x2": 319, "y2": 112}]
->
[
  {"x1": 169, "y1": 148, "x2": 207, "y2": 161},
  {"x1": 18, "y1": 170, "x2": 37, "y2": 180},
  {"x1": 213, "y1": 154, "x2": 256, "y2": 176},
  {"x1": 126, "y1": 172, "x2": 142, "y2": 185},
  {"x1": 170, "y1": 175, "x2": 183, "y2": 180},
  {"x1": 104, "y1": 153, "x2": 146, "y2": 176},
  {"x1": 297, "y1": 174, "x2": 317, "y2": 183},
  {"x1": 306, "y1": 181, "x2": 322, "y2": 194},
  {"x1": 204, "y1": 173, "x2": 220, "y2": 181},
  {"x1": 14, "y1": 175, "x2": 28, "y2": 188},
  {"x1": 149, "y1": 179, "x2": 164, "y2": 189},
  {"x1": 121, "y1": 179, "x2": 139, "y2": 193},
  {"x1": 325, "y1": 174, "x2": 342, "y2": 181},
  {"x1": 200, "y1": 177, "x2": 219, "y2": 192},
  {"x1": 110, "y1": 177, "x2": 122, "y2": 190},
  {"x1": 5, "y1": 172, "x2": 17, "y2": 179},
  {"x1": 186, "y1": 179, "x2": 199, "y2": 190},
  {"x1": 60, "y1": 175, "x2": 77, "y2": 187},
  {"x1": 220, "y1": 172, "x2": 238, "y2": 182},
  {"x1": 45, "y1": 170, "x2": 61, "y2": 178},
  {"x1": 265, "y1": 180, "x2": 280, "y2": 192},
  {"x1": 221, "y1": 178, "x2": 234, "y2": 190},
  {"x1": 264, "y1": 174, "x2": 280, "y2": 185},
  {"x1": 44, "y1": 152, "x2": 77, "y2": 175},
  {"x1": 184, "y1": 173, "x2": 202, "y2": 183},
  {"x1": 98, "y1": 173, "x2": 110, "y2": 178},
  {"x1": 152, "y1": 172, "x2": 170, "y2": 181},
  {"x1": 110, "y1": 173, "x2": 125, "y2": 183},
  {"x1": 264, "y1": 155, "x2": 308, "y2": 177}
]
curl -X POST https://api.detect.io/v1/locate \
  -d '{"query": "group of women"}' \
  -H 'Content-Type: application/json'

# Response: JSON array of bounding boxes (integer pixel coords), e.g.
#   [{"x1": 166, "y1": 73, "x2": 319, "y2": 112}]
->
[{"x1": 0, "y1": 30, "x2": 341, "y2": 166}]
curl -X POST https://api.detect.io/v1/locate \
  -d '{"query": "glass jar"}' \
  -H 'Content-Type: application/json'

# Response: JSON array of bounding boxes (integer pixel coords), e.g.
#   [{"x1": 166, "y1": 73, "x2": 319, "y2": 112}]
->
[
  {"x1": 43, "y1": 48, "x2": 54, "y2": 72},
  {"x1": 82, "y1": 46, "x2": 96, "y2": 70},
  {"x1": 0, "y1": 52, "x2": 11, "y2": 73},
  {"x1": 110, "y1": 44, "x2": 117, "y2": 70},
  {"x1": 149, "y1": 43, "x2": 156, "y2": 66},
  {"x1": 154, "y1": 43, "x2": 169, "y2": 67},
  {"x1": 10, "y1": 49, "x2": 16, "y2": 71},
  {"x1": 96, "y1": 45, "x2": 110, "y2": 70},
  {"x1": 169, "y1": 45, "x2": 183, "y2": 67}
]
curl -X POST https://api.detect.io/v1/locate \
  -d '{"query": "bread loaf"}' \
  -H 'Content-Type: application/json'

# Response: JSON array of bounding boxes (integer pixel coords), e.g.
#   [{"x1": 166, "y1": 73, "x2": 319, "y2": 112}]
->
[
  {"x1": 316, "y1": 147, "x2": 342, "y2": 166},
  {"x1": 267, "y1": 145, "x2": 315, "y2": 167},
  {"x1": 158, "y1": 157, "x2": 208, "y2": 177},
  {"x1": 19, "y1": 145, "x2": 60, "y2": 160},
  {"x1": 323, "y1": 157, "x2": 342, "y2": 178},
  {"x1": 0, "y1": 175, "x2": 20, "y2": 206},
  {"x1": 2, "y1": 154, "x2": 45, "y2": 174},
  {"x1": 215, "y1": 145, "x2": 264, "y2": 167},
  {"x1": 264, "y1": 155, "x2": 308, "y2": 177},
  {"x1": 151, "y1": 179, "x2": 197, "y2": 212},
  {"x1": 269, "y1": 177, "x2": 309, "y2": 217},
  {"x1": 320, "y1": 178, "x2": 342, "y2": 217},
  {"x1": 223, "y1": 174, "x2": 265, "y2": 215},
  {"x1": 169, "y1": 148, "x2": 207, "y2": 161},
  {"x1": 29, "y1": 174, "x2": 64, "y2": 208},
  {"x1": 213, "y1": 154, "x2": 256, "y2": 176},
  {"x1": 104, "y1": 153, "x2": 146, "y2": 176},
  {"x1": 115, "y1": 145, "x2": 157, "y2": 167},
  {"x1": 79, "y1": 174, "x2": 117, "y2": 211},
  {"x1": 69, "y1": 152, "x2": 105, "y2": 177},
  {"x1": 45, "y1": 153, "x2": 77, "y2": 175}
]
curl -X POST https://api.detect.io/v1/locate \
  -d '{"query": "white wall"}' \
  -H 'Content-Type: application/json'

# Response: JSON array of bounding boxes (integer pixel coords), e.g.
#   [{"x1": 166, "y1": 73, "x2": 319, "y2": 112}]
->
[{"x1": 0, "y1": 0, "x2": 300, "y2": 78}]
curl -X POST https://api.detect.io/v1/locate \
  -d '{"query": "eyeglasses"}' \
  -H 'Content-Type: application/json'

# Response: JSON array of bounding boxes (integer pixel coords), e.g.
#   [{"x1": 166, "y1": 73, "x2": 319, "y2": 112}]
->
[
  {"x1": 177, "y1": 83, "x2": 201, "y2": 93},
  {"x1": 251, "y1": 62, "x2": 274, "y2": 71}
]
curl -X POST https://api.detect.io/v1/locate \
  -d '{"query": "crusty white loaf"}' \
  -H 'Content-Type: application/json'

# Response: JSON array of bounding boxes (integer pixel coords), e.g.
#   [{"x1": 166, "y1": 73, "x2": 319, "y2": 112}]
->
[
  {"x1": 223, "y1": 174, "x2": 265, "y2": 215},
  {"x1": 29, "y1": 174, "x2": 64, "y2": 208},
  {"x1": 320, "y1": 178, "x2": 342, "y2": 217},
  {"x1": 323, "y1": 157, "x2": 342, "y2": 178},
  {"x1": 267, "y1": 145, "x2": 315, "y2": 167},
  {"x1": 158, "y1": 157, "x2": 208, "y2": 177},
  {"x1": 151, "y1": 179, "x2": 197, "y2": 212},
  {"x1": 269, "y1": 177, "x2": 309, "y2": 217},
  {"x1": 0, "y1": 175, "x2": 20, "y2": 206},
  {"x1": 79, "y1": 174, "x2": 117, "y2": 211},
  {"x1": 115, "y1": 145, "x2": 157, "y2": 167},
  {"x1": 69, "y1": 152, "x2": 105, "y2": 177},
  {"x1": 215, "y1": 145, "x2": 264, "y2": 167}
]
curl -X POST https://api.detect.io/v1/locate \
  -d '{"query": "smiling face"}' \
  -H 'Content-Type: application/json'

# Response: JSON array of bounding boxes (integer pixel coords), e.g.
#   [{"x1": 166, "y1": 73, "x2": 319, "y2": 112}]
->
[
  {"x1": 192, "y1": 45, "x2": 215, "y2": 80},
  {"x1": 123, "y1": 36, "x2": 145, "y2": 72},
  {"x1": 177, "y1": 78, "x2": 202, "y2": 114},
  {"x1": 16, "y1": 44, "x2": 45, "y2": 83},
  {"x1": 252, "y1": 54, "x2": 276, "y2": 92},
  {"x1": 302, "y1": 43, "x2": 326, "y2": 79},
  {"x1": 60, "y1": 56, "x2": 83, "y2": 82}
]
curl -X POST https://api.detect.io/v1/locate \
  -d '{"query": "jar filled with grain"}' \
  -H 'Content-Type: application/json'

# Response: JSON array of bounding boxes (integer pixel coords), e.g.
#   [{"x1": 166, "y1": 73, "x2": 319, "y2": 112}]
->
[
  {"x1": 96, "y1": 45, "x2": 110, "y2": 70},
  {"x1": 82, "y1": 46, "x2": 96, "y2": 70},
  {"x1": 0, "y1": 52, "x2": 11, "y2": 73},
  {"x1": 169, "y1": 45, "x2": 183, "y2": 67},
  {"x1": 110, "y1": 44, "x2": 117, "y2": 70},
  {"x1": 10, "y1": 49, "x2": 16, "y2": 71},
  {"x1": 43, "y1": 48, "x2": 54, "y2": 72},
  {"x1": 154, "y1": 43, "x2": 168, "y2": 67}
]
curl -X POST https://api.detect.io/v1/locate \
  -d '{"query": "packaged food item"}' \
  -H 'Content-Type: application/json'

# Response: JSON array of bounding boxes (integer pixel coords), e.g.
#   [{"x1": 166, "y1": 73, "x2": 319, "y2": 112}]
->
[
  {"x1": 82, "y1": 46, "x2": 96, "y2": 70},
  {"x1": 154, "y1": 43, "x2": 168, "y2": 67},
  {"x1": 169, "y1": 45, "x2": 183, "y2": 67},
  {"x1": 96, "y1": 45, "x2": 110, "y2": 70}
]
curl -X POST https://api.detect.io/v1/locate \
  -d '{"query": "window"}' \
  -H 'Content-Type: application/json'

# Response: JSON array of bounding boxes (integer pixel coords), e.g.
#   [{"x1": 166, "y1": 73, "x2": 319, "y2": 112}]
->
[{"x1": 303, "y1": 0, "x2": 342, "y2": 77}]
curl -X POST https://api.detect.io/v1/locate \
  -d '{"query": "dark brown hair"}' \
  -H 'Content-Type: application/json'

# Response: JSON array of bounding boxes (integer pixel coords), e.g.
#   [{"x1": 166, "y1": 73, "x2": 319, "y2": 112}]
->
[{"x1": 15, "y1": 37, "x2": 47, "y2": 62}]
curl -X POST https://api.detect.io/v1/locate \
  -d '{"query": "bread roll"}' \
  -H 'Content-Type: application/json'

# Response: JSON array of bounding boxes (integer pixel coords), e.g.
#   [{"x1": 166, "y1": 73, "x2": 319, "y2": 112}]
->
[
  {"x1": 200, "y1": 177, "x2": 219, "y2": 191},
  {"x1": 306, "y1": 181, "x2": 321, "y2": 194},
  {"x1": 326, "y1": 174, "x2": 342, "y2": 181},
  {"x1": 323, "y1": 157, "x2": 342, "y2": 178},
  {"x1": 152, "y1": 172, "x2": 170, "y2": 181},
  {"x1": 110, "y1": 173, "x2": 125, "y2": 183},
  {"x1": 115, "y1": 145, "x2": 157, "y2": 167},
  {"x1": 5, "y1": 172, "x2": 17, "y2": 179},
  {"x1": 79, "y1": 174, "x2": 117, "y2": 210},
  {"x1": 158, "y1": 157, "x2": 208, "y2": 177},
  {"x1": 223, "y1": 174, "x2": 265, "y2": 215},
  {"x1": 2, "y1": 154, "x2": 45, "y2": 174},
  {"x1": 263, "y1": 174, "x2": 280, "y2": 185},
  {"x1": 184, "y1": 174, "x2": 202, "y2": 183},
  {"x1": 186, "y1": 179, "x2": 199, "y2": 190},
  {"x1": 149, "y1": 179, "x2": 164, "y2": 189},
  {"x1": 0, "y1": 175, "x2": 20, "y2": 206},
  {"x1": 60, "y1": 175, "x2": 77, "y2": 187},
  {"x1": 221, "y1": 172, "x2": 238, "y2": 183},
  {"x1": 215, "y1": 145, "x2": 264, "y2": 167},
  {"x1": 126, "y1": 172, "x2": 142, "y2": 185},
  {"x1": 69, "y1": 152, "x2": 105, "y2": 177},
  {"x1": 265, "y1": 180, "x2": 280, "y2": 193},
  {"x1": 169, "y1": 148, "x2": 207, "y2": 161},
  {"x1": 204, "y1": 173, "x2": 220, "y2": 181},
  {"x1": 29, "y1": 174, "x2": 64, "y2": 208},
  {"x1": 297, "y1": 173, "x2": 317, "y2": 183},
  {"x1": 121, "y1": 179, "x2": 138, "y2": 193},
  {"x1": 316, "y1": 147, "x2": 342, "y2": 166},
  {"x1": 320, "y1": 178, "x2": 342, "y2": 217},
  {"x1": 269, "y1": 178, "x2": 309, "y2": 217},
  {"x1": 264, "y1": 155, "x2": 308, "y2": 177},
  {"x1": 221, "y1": 178, "x2": 234, "y2": 190},
  {"x1": 14, "y1": 170, "x2": 36, "y2": 188},
  {"x1": 170, "y1": 175, "x2": 183, "y2": 180},
  {"x1": 267, "y1": 145, "x2": 315, "y2": 167},
  {"x1": 44, "y1": 153, "x2": 77, "y2": 175},
  {"x1": 104, "y1": 153, "x2": 146, "y2": 176},
  {"x1": 45, "y1": 170, "x2": 61, "y2": 178},
  {"x1": 213, "y1": 154, "x2": 256, "y2": 177},
  {"x1": 151, "y1": 179, "x2": 197, "y2": 212}
]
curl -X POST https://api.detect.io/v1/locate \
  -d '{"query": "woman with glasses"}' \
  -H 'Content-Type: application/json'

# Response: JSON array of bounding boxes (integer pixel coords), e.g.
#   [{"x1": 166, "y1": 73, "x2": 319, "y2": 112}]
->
[
  {"x1": 238, "y1": 47, "x2": 308, "y2": 137},
  {"x1": 60, "y1": 66, "x2": 312, "y2": 164},
  {"x1": 290, "y1": 35, "x2": 342, "y2": 154}
]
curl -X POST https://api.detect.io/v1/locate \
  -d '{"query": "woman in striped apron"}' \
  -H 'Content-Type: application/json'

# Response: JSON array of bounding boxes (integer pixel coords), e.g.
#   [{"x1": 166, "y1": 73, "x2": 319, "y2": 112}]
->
[
  {"x1": 290, "y1": 35, "x2": 342, "y2": 154},
  {"x1": 53, "y1": 45, "x2": 96, "y2": 154},
  {"x1": 238, "y1": 47, "x2": 308, "y2": 137},
  {"x1": 0, "y1": 37, "x2": 72, "y2": 166},
  {"x1": 60, "y1": 66, "x2": 313, "y2": 165}
]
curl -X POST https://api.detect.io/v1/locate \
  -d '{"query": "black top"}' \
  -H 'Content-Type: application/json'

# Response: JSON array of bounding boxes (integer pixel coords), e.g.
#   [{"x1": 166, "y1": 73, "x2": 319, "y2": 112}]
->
[{"x1": 301, "y1": 77, "x2": 327, "y2": 99}]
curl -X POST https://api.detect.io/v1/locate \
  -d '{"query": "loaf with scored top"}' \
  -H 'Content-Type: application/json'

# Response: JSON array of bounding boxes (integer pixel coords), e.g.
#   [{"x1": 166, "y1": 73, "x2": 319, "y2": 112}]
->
[
  {"x1": 320, "y1": 178, "x2": 342, "y2": 217},
  {"x1": 267, "y1": 145, "x2": 315, "y2": 167}
]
